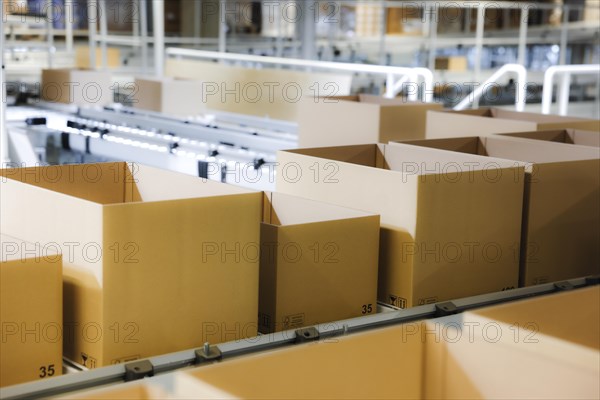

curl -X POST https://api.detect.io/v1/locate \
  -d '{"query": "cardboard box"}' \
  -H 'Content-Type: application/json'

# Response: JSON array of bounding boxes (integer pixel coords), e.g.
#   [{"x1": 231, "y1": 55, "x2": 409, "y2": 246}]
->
[
  {"x1": 0, "y1": 162, "x2": 262, "y2": 368},
  {"x1": 434, "y1": 56, "x2": 468, "y2": 71},
  {"x1": 41, "y1": 68, "x2": 113, "y2": 107},
  {"x1": 298, "y1": 94, "x2": 444, "y2": 147},
  {"x1": 429, "y1": 286, "x2": 600, "y2": 399},
  {"x1": 62, "y1": 382, "x2": 168, "y2": 399},
  {"x1": 276, "y1": 144, "x2": 524, "y2": 307},
  {"x1": 0, "y1": 234, "x2": 62, "y2": 387},
  {"x1": 75, "y1": 46, "x2": 121, "y2": 69},
  {"x1": 426, "y1": 108, "x2": 600, "y2": 138},
  {"x1": 259, "y1": 192, "x2": 379, "y2": 333},
  {"x1": 500, "y1": 129, "x2": 600, "y2": 147},
  {"x1": 132, "y1": 77, "x2": 206, "y2": 117},
  {"x1": 174, "y1": 323, "x2": 428, "y2": 399},
  {"x1": 165, "y1": 58, "x2": 352, "y2": 121},
  {"x1": 394, "y1": 136, "x2": 600, "y2": 286}
]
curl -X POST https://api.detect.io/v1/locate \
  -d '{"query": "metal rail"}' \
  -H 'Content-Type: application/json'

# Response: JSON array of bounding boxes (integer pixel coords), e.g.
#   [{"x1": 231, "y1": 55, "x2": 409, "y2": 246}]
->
[
  {"x1": 542, "y1": 64, "x2": 600, "y2": 116},
  {"x1": 453, "y1": 63, "x2": 528, "y2": 111},
  {"x1": 1, "y1": 276, "x2": 597, "y2": 399},
  {"x1": 166, "y1": 48, "x2": 434, "y2": 102}
]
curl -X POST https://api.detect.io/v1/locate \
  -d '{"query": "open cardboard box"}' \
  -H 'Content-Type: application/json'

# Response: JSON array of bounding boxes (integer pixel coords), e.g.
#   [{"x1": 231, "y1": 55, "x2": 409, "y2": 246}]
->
[
  {"x1": 298, "y1": 94, "x2": 443, "y2": 147},
  {"x1": 165, "y1": 287, "x2": 599, "y2": 399},
  {"x1": 132, "y1": 77, "x2": 206, "y2": 117},
  {"x1": 430, "y1": 286, "x2": 600, "y2": 399},
  {"x1": 0, "y1": 162, "x2": 262, "y2": 368},
  {"x1": 41, "y1": 68, "x2": 113, "y2": 106},
  {"x1": 165, "y1": 58, "x2": 352, "y2": 121},
  {"x1": 500, "y1": 129, "x2": 600, "y2": 147},
  {"x1": 393, "y1": 136, "x2": 600, "y2": 286},
  {"x1": 0, "y1": 234, "x2": 63, "y2": 387},
  {"x1": 259, "y1": 192, "x2": 379, "y2": 333},
  {"x1": 426, "y1": 108, "x2": 600, "y2": 138},
  {"x1": 277, "y1": 144, "x2": 524, "y2": 307},
  {"x1": 75, "y1": 47, "x2": 121, "y2": 69}
]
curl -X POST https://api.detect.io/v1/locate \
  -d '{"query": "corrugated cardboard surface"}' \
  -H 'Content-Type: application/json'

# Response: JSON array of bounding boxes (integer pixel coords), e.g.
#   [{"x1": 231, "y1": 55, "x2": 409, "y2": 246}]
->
[
  {"x1": 259, "y1": 192, "x2": 379, "y2": 333},
  {"x1": 298, "y1": 94, "x2": 443, "y2": 147},
  {"x1": 500, "y1": 129, "x2": 600, "y2": 147},
  {"x1": 132, "y1": 77, "x2": 206, "y2": 117},
  {"x1": 0, "y1": 234, "x2": 63, "y2": 387},
  {"x1": 433, "y1": 287, "x2": 600, "y2": 399},
  {"x1": 75, "y1": 47, "x2": 121, "y2": 69},
  {"x1": 41, "y1": 69, "x2": 113, "y2": 106},
  {"x1": 0, "y1": 162, "x2": 262, "y2": 367},
  {"x1": 179, "y1": 323, "x2": 427, "y2": 399},
  {"x1": 396, "y1": 136, "x2": 600, "y2": 286},
  {"x1": 61, "y1": 382, "x2": 168, "y2": 399},
  {"x1": 276, "y1": 144, "x2": 524, "y2": 307},
  {"x1": 426, "y1": 108, "x2": 600, "y2": 138},
  {"x1": 165, "y1": 58, "x2": 352, "y2": 121}
]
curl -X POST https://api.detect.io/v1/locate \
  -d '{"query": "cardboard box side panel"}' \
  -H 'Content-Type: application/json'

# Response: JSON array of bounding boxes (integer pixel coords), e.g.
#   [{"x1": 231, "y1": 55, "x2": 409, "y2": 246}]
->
[
  {"x1": 272, "y1": 219, "x2": 379, "y2": 331},
  {"x1": 539, "y1": 120, "x2": 600, "y2": 132},
  {"x1": 484, "y1": 135, "x2": 600, "y2": 163},
  {"x1": 258, "y1": 224, "x2": 279, "y2": 334},
  {"x1": 0, "y1": 257, "x2": 63, "y2": 387},
  {"x1": 0, "y1": 163, "x2": 127, "y2": 204},
  {"x1": 521, "y1": 161, "x2": 600, "y2": 285},
  {"x1": 130, "y1": 163, "x2": 256, "y2": 201},
  {"x1": 474, "y1": 287, "x2": 600, "y2": 350},
  {"x1": 75, "y1": 47, "x2": 121, "y2": 69},
  {"x1": 277, "y1": 150, "x2": 419, "y2": 232},
  {"x1": 101, "y1": 195, "x2": 261, "y2": 364},
  {"x1": 41, "y1": 69, "x2": 71, "y2": 104},
  {"x1": 571, "y1": 130, "x2": 600, "y2": 147},
  {"x1": 501, "y1": 130, "x2": 569, "y2": 143},
  {"x1": 378, "y1": 227, "x2": 415, "y2": 307},
  {"x1": 286, "y1": 144, "x2": 380, "y2": 167},
  {"x1": 396, "y1": 137, "x2": 481, "y2": 154},
  {"x1": 378, "y1": 105, "x2": 433, "y2": 143},
  {"x1": 161, "y1": 80, "x2": 206, "y2": 116},
  {"x1": 70, "y1": 71, "x2": 113, "y2": 106},
  {"x1": 425, "y1": 111, "x2": 537, "y2": 137},
  {"x1": 184, "y1": 324, "x2": 425, "y2": 399},
  {"x1": 411, "y1": 169, "x2": 523, "y2": 303},
  {"x1": 132, "y1": 79, "x2": 162, "y2": 113},
  {"x1": 494, "y1": 108, "x2": 598, "y2": 125},
  {"x1": 268, "y1": 192, "x2": 377, "y2": 225},
  {"x1": 64, "y1": 382, "x2": 168, "y2": 399},
  {"x1": 165, "y1": 59, "x2": 352, "y2": 120},
  {"x1": 297, "y1": 99, "x2": 381, "y2": 147}
]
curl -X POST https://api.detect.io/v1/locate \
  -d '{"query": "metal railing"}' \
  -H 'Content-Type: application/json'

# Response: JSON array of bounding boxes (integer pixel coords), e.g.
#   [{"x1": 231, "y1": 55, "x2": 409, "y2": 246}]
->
[
  {"x1": 542, "y1": 64, "x2": 600, "y2": 116},
  {"x1": 166, "y1": 48, "x2": 434, "y2": 102},
  {"x1": 453, "y1": 64, "x2": 528, "y2": 111}
]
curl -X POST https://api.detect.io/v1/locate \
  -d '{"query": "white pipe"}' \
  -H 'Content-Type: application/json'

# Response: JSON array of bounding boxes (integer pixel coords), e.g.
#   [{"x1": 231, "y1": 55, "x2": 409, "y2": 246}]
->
[
  {"x1": 166, "y1": 48, "x2": 434, "y2": 102},
  {"x1": 152, "y1": 0, "x2": 164, "y2": 76},
  {"x1": 517, "y1": 6, "x2": 528, "y2": 66},
  {"x1": 99, "y1": 0, "x2": 108, "y2": 69},
  {"x1": 139, "y1": 0, "x2": 148, "y2": 74},
  {"x1": 454, "y1": 64, "x2": 527, "y2": 112},
  {"x1": 218, "y1": 0, "x2": 226, "y2": 53},
  {"x1": 542, "y1": 64, "x2": 600, "y2": 115},
  {"x1": 559, "y1": 5, "x2": 569, "y2": 65},
  {"x1": 473, "y1": 3, "x2": 485, "y2": 98},
  {"x1": 46, "y1": 0, "x2": 54, "y2": 68},
  {"x1": 558, "y1": 73, "x2": 571, "y2": 116},
  {"x1": 88, "y1": 0, "x2": 98, "y2": 68},
  {"x1": 65, "y1": 0, "x2": 74, "y2": 52},
  {"x1": 1, "y1": 5, "x2": 8, "y2": 165}
]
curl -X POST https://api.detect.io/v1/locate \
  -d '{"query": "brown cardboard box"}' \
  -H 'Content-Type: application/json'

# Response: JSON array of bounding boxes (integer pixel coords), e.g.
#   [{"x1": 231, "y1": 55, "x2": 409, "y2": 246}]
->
[
  {"x1": 75, "y1": 46, "x2": 121, "y2": 69},
  {"x1": 394, "y1": 136, "x2": 600, "y2": 286},
  {"x1": 298, "y1": 94, "x2": 444, "y2": 147},
  {"x1": 165, "y1": 58, "x2": 352, "y2": 121},
  {"x1": 0, "y1": 234, "x2": 62, "y2": 387},
  {"x1": 62, "y1": 382, "x2": 168, "y2": 399},
  {"x1": 41, "y1": 69, "x2": 113, "y2": 107},
  {"x1": 500, "y1": 129, "x2": 600, "y2": 147},
  {"x1": 426, "y1": 108, "x2": 600, "y2": 138},
  {"x1": 132, "y1": 77, "x2": 206, "y2": 117},
  {"x1": 276, "y1": 144, "x2": 524, "y2": 307},
  {"x1": 0, "y1": 162, "x2": 262, "y2": 368},
  {"x1": 430, "y1": 286, "x2": 600, "y2": 399},
  {"x1": 259, "y1": 192, "x2": 379, "y2": 333},
  {"x1": 175, "y1": 323, "x2": 428, "y2": 399},
  {"x1": 434, "y1": 56, "x2": 468, "y2": 71}
]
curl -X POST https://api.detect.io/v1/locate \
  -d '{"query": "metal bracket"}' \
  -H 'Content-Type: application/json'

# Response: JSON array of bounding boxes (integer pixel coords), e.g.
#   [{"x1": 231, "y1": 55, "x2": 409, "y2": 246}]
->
[
  {"x1": 124, "y1": 360, "x2": 154, "y2": 382},
  {"x1": 554, "y1": 281, "x2": 575, "y2": 291},
  {"x1": 194, "y1": 342, "x2": 222, "y2": 365},
  {"x1": 435, "y1": 302, "x2": 459, "y2": 317},
  {"x1": 294, "y1": 327, "x2": 320, "y2": 344}
]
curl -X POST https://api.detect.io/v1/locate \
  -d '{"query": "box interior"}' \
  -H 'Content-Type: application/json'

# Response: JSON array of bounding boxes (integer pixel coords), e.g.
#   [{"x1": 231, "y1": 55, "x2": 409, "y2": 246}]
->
[
  {"x1": 262, "y1": 192, "x2": 373, "y2": 226},
  {"x1": 0, "y1": 162, "x2": 253, "y2": 205}
]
